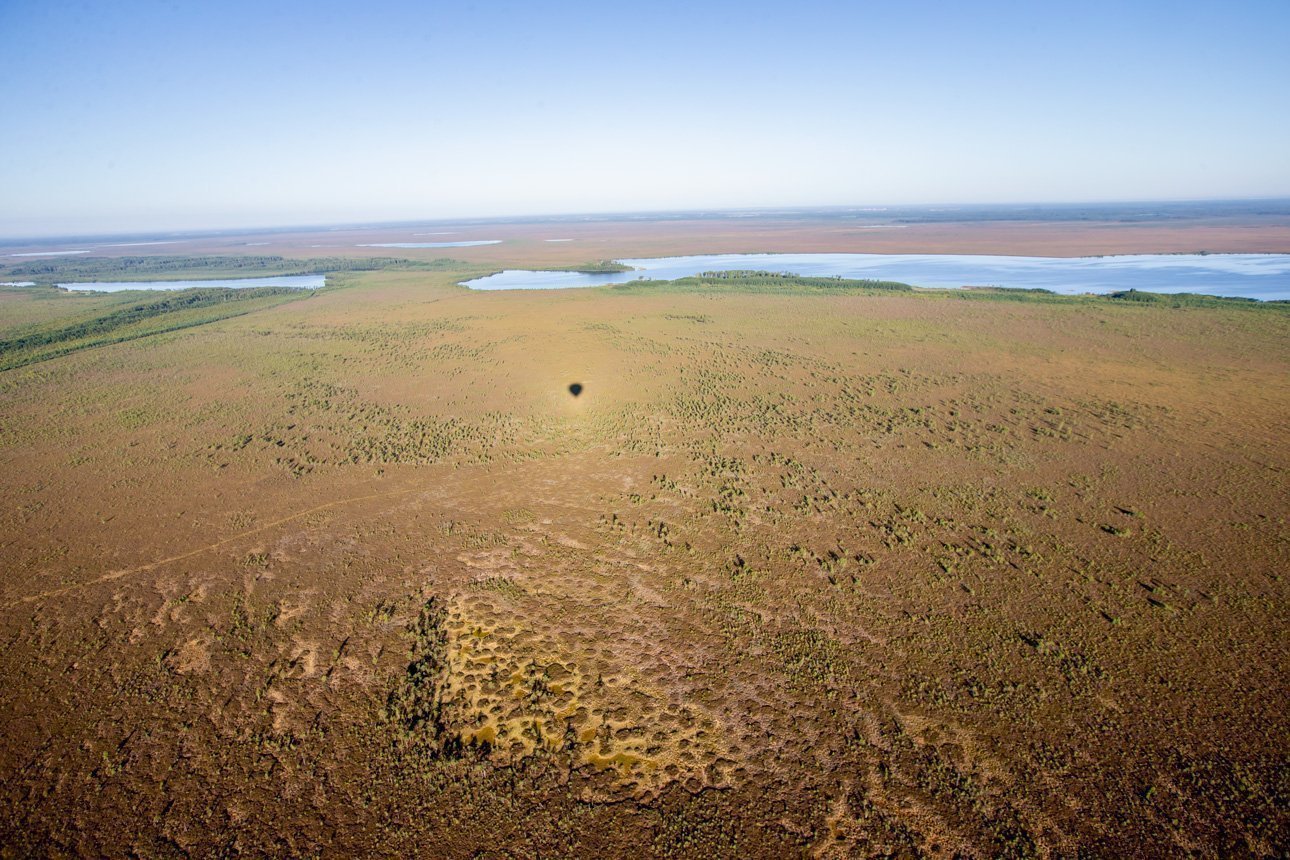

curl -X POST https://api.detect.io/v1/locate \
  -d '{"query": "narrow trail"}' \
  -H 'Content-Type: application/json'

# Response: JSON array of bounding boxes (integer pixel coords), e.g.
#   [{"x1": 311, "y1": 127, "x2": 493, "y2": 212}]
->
[{"x1": 3, "y1": 485, "x2": 426, "y2": 609}]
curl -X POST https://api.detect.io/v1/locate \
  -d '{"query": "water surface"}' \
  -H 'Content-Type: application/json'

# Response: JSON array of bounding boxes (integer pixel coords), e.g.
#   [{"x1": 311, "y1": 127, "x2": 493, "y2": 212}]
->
[
  {"x1": 462, "y1": 253, "x2": 1290, "y2": 300},
  {"x1": 9, "y1": 250, "x2": 90, "y2": 257},
  {"x1": 60, "y1": 274, "x2": 324, "y2": 293}
]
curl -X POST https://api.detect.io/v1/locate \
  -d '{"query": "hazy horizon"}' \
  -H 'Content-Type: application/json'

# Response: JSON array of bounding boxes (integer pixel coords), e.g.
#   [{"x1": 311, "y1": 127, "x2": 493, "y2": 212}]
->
[
  {"x1": 5, "y1": 196, "x2": 1290, "y2": 246},
  {"x1": 3, "y1": 0, "x2": 1288, "y2": 239}
]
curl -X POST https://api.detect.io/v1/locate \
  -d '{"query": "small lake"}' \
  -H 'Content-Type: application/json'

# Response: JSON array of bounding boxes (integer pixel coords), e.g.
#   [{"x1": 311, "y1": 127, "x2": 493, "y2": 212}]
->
[
  {"x1": 60, "y1": 274, "x2": 325, "y2": 293},
  {"x1": 9, "y1": 250, "x2": 91, "y2": 257},
  {"x1": 461, "y1": 253, "x2": 1290, "y2": 300}
]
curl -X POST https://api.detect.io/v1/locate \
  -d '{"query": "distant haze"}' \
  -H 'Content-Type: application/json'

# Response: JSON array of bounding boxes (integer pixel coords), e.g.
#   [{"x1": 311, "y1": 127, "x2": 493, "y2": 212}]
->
[{"x1": 1, "y1": 0, "x2": 1288, "y2": 239}]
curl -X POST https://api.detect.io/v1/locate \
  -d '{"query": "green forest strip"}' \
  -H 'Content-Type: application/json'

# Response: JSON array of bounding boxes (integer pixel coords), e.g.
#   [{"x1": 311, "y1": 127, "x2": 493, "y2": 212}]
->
[
  {"x1": 611, "y1": 270, "x2": 1288, "y2": 309},
  {"x1": 1100, "y1": 288, "x2": 1288, "y2": 309},
  {"x1": 611, "y1": 270, "x2": 915, "y2": 294},
  {"x1": 0, "y1": 255, "x2": 465, "y2": 283},
  {"x1": 0, "y1": 287, "x2": 309, "y2": 371},
  {"x1": 554, "y1": 260, "x2": 634, "y2": 273},
  {"x1": 942, "y1": 286, "x2": 1289, "y2": 309}
]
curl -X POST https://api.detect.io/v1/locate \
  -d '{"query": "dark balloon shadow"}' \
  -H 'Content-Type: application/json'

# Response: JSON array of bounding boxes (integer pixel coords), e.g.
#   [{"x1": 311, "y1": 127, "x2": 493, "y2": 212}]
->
[{"x1": 568, "y1": 383, "x2": 583, "y2": 397}]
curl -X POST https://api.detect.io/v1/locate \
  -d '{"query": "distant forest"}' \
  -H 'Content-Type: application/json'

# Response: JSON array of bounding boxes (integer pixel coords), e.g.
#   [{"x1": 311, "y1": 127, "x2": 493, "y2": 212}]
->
[
  {"x1": 1, "y1": 255, "x2": 462, "y2": 282},
  {"x1": 614, "y1": 270, "x2": 914, "y2": 293}
]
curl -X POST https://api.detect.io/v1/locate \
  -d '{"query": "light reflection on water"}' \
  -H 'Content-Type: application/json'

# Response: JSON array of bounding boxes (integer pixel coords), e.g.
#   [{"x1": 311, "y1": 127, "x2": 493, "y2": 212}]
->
[
  {"x1": 59, "y1": 274, "x2": 325, "y2": 293},
  {"x1": 462, "y1": 253, "x2": 1290, "y2": 300}
]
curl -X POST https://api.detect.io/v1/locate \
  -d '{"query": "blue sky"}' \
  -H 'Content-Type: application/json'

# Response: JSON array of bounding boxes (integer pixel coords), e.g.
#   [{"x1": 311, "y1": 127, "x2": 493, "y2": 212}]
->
[{"x1": 1, "y1": 0, "x2": 1288, "y2": 237}]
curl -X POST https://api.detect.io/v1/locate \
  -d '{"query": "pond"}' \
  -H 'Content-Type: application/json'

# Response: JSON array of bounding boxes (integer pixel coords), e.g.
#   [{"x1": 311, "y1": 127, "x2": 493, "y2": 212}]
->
[
  {"x1": 59, "y1": 274, "x2": 325, "y2": 293},
  {"x1": 460, "y1": 253, "x2": 1290, "y2": 300}
]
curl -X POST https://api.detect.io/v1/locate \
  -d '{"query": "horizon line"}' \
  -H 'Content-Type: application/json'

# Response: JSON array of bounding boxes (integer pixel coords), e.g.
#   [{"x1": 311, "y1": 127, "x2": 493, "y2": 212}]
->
[{"x1": 5, "y1": 195, "x2": 1290, "y2": 246}]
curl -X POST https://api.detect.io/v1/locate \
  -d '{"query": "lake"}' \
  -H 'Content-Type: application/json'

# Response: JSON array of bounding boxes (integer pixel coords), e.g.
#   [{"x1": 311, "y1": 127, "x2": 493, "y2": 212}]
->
[
  {"x1": 59, "y1": 274, "x2": 325, "y2": 293},
  {"x1": 460, "y1": 253, "x2": 1290, "y2": 300},
  {"x1": 9, "y1": 250, "x2": 91, "y2": 257}
]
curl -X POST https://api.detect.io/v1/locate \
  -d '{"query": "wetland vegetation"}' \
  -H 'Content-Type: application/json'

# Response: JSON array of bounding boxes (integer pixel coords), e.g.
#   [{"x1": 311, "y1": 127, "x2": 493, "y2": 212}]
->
[{"x1": 0, "y1": 252, "x2": 1285, "y2": 857}]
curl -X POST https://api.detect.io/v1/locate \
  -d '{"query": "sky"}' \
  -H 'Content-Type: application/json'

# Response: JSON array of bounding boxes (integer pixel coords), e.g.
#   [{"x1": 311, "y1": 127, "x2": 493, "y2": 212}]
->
[{"x1": 1, "y1": 0, "x2": 1288, "y2": 238}]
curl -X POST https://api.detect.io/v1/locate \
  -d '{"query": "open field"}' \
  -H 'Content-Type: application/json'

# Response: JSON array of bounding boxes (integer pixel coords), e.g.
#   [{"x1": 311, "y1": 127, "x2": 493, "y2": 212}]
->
[{"x1": 0, "y1": 238, "x2": 1287, "y2": 856}]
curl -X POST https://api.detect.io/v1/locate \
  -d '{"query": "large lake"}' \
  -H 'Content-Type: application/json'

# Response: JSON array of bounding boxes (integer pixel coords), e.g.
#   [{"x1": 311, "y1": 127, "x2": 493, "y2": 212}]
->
[
  {"x1": 461, "y1": 253, "x2": 1290, "y2": 300},
  {"x1": 60, "y1": 274, "x2": 325, "y2": 293}
]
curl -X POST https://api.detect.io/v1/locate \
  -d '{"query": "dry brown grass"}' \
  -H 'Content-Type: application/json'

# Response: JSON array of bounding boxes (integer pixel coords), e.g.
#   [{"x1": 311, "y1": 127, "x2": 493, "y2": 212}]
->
[{"x1": 0, "y1": 258, "x2": 1286, "y2": 856}]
